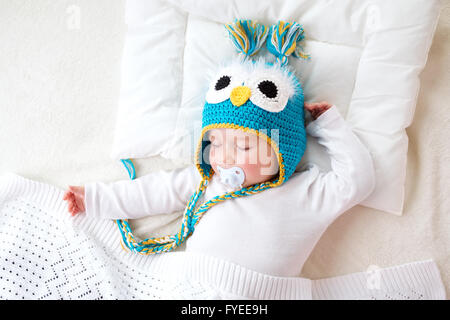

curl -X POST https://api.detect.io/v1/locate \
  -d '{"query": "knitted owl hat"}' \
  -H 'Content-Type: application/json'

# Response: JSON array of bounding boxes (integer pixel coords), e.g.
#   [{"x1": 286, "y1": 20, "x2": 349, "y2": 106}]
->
[
  {"x1": 198, "y1": 20, "x2": 310, "y2": 188},
  {"x1": 117, "y1": 20, "x2": 310, "y2": 255}
]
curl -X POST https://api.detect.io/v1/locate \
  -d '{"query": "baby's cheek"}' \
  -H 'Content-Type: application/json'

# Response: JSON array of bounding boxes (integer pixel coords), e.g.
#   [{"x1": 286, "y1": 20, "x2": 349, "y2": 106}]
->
[
  {"x1": 241, "y1": 155, "x2": 265, "y2": 180},
  {"x1": 242, "y1": 150, "x2": 278, "y2": 180},
  {"x1": 209, "y1": 148, "x2": 217, "y2": 170}
]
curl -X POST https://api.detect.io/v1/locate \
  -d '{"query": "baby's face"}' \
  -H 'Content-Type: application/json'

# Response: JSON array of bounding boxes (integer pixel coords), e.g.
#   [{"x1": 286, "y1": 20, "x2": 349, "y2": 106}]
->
[{"x1": 207, "y1": 128, "x2": 279, "y2": 188}]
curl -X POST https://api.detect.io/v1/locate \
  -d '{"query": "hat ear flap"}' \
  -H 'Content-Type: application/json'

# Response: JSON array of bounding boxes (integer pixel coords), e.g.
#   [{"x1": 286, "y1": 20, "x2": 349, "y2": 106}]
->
[
  {"x1": 225, "y1": 19, "x2": 268, "y2": 59},
  {"x1": 266, "y1": 21, "x2": 311, "y2": 66}
]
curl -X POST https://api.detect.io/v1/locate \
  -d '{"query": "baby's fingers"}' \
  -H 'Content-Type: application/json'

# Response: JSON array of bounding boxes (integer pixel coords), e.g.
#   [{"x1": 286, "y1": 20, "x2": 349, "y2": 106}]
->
[
  {"x1": 68, "y1": 200, "x2": 74, "y2": 213},
  {"x1": 63, "y1": 190, "x2": 71, "y2": 200},
  {"x1": 69, "y1": 202, "x2": 80, "y2": 216},
  {"x1": 304, "y1": 102, "x2": 315, "y2": 109},
  {"x1": 77, "y1": 200, "x2": 85, "y2": 212},
  {"x1": 317, "y1": 101, "x2": 332, "y2": 109},
  {"x1": 304, "y1": 102, "x2": 323, "y2": 112}
]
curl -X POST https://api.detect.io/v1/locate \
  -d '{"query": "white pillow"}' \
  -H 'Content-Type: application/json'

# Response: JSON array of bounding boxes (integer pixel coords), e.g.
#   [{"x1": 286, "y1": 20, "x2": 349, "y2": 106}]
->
[{"x1": 111, "y1": 0, "x2": 442, "y2": 215}]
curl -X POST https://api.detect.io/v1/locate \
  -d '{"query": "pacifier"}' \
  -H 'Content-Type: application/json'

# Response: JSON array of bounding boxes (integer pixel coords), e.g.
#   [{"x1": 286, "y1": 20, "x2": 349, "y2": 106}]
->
[{"x1": 216, "y1": 165, "x2": 246, "y2": 191}]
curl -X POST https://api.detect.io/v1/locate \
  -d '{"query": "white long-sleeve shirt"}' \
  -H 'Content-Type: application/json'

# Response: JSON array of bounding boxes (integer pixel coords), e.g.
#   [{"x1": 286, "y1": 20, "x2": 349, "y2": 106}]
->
[{"x1": 84, "y1": 105, "x2": 376, "y2": 277}]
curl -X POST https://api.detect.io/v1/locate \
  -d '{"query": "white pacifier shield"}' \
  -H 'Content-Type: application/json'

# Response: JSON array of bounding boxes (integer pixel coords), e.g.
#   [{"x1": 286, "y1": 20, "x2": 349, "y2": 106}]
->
[{"x1": 217, "y1": 165, "x2": 246, "y2": 190}]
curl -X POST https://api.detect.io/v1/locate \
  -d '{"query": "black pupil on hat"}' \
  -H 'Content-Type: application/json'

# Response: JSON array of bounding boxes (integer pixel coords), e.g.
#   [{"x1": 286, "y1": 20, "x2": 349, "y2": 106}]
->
[
  {"x1": 215, "y1": 76, "x2": 231, "y2": 90},
  {"x1": 258, "y1": 80, "x2": 278, "y2": 98}
]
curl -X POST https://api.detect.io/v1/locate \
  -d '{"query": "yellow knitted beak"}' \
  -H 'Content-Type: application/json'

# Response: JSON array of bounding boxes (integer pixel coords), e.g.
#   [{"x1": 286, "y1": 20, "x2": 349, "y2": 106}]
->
[{"x1": 230, "y1": 86, "x2": 251, "y2": 107}]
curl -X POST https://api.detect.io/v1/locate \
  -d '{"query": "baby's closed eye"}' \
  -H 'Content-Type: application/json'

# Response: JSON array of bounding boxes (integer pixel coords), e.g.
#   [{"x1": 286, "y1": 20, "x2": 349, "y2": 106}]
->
[
  {"x1": 237, "y1": 145, "x2": 252, "y2": 151},
  {"x1": 236, "y1": 136, "x2": 257, "y2": 150},
  {"x1": 236, "y1": 140, "x2": 256, "y2": 151}
]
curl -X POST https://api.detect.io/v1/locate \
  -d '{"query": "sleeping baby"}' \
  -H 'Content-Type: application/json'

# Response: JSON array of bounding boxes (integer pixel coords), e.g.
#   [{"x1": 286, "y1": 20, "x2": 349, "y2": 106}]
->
[{"x1": 62, "y1": 20, "x2": 376, "y2": 278}]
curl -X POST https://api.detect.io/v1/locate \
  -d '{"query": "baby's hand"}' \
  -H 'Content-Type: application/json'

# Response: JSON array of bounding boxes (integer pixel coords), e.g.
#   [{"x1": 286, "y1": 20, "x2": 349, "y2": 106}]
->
[
  {"x1": 63, "y1": 185, "x2": 85, "y2": 216},
  {"x1": 304, "y1": 101, "x2": 333, "y2": 120}
]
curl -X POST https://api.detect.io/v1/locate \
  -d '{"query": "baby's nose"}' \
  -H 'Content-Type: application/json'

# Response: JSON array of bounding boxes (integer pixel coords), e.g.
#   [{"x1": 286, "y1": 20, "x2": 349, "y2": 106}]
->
[
  {"x1": 221, "y1": 146, "x2": 236, "y2": 165},
  {"x1": 221, "y1": 153, "x2": 234, "y2": 165}
]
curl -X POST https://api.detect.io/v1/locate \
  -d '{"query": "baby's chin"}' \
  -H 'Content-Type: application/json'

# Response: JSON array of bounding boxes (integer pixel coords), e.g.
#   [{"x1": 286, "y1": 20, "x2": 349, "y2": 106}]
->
[
  {"x1": 243, "y1": 175, "x2": 279, "y2": 188},
  {"x1": 241, "y1": 167, "x2": 279, "y2": 186}
]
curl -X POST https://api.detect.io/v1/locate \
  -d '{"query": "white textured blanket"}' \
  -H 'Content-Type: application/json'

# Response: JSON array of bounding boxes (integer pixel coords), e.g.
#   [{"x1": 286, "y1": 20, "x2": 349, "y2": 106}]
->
[
  {"x1": 0, "y1": 173, "x2": 446, "y2": 300},
  {"x1": 0, "y1": 173, "x2": 229, "y2": 300}
]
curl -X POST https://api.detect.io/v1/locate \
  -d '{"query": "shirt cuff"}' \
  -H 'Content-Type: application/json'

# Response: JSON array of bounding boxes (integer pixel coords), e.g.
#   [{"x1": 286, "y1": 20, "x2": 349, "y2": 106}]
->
[
  {"x1": 306, "y1": 105, "x2": 342, "y2": 135},
  {"x1": 83, "y1": 182, "x2": 97, "y2": 219}
]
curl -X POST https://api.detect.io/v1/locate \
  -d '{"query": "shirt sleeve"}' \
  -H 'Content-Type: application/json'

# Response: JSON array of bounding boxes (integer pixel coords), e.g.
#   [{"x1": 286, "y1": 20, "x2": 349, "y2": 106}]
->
[
  {"x1": 84, "y1": 164, "x2": 202, "y2": 220},
  {"x1": 302, "y1": 105, "x2": 376, "y2": 217}
]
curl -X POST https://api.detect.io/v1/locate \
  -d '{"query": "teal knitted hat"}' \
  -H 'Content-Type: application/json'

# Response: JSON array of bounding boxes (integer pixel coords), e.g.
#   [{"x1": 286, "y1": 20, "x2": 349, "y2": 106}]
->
[
  {"x1": 117, "y1": 20, "x2": 310, "y2": 255},
  {"x1": 196, "y1": 20, "x2": 310, "y2": 190}
]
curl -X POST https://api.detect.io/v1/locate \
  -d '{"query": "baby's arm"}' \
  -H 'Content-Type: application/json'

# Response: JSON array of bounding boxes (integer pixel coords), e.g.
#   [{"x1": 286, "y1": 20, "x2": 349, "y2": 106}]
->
[
  {"x1": 64, "y1": 165, "x2": 201, "y2": 220},
  {"x1": 303, "y1": 102, "x2": 376, "y2": 215}
]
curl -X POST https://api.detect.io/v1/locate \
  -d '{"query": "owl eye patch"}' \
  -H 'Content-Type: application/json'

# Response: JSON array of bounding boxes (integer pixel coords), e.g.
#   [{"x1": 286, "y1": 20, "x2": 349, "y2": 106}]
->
[
  {"x1": 206, "y1": 65, "x2": 247, "y2": 104},
  {"x1": 247, "y1": 66, "x2": 295, "y2": 113},
  {"x1": 215, "y1": 76, "x2": 231, "y2": 90},
  {"x1": 258, "y1": 80, "x2": 278, "y2": 98}
]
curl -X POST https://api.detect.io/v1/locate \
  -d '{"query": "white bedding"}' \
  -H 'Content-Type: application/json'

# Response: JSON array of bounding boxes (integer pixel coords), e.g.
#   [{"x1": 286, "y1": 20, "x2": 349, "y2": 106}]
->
[
  {"x1": 112, "y1": 0, "x2": 442, "y2": 215},
  {"x1": 0, "y1": 0, "x2": 448, "y2": 297}
]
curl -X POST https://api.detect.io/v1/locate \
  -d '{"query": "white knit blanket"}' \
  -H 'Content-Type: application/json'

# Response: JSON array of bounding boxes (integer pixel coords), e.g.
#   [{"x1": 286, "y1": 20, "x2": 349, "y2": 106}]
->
[
  {"x1": 0, "y1": 173, "x2": 446, "y2": 300},
  {"x1": 0, "y1": 173, "x2": 230, "y2": 300}
]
